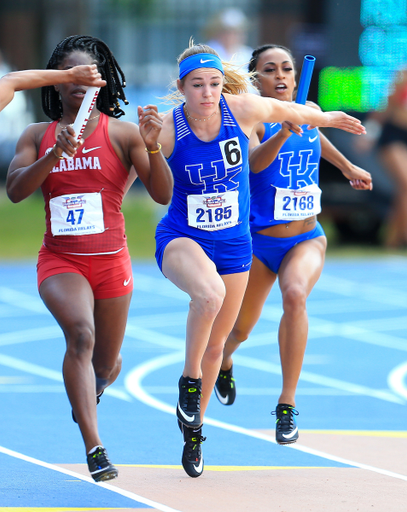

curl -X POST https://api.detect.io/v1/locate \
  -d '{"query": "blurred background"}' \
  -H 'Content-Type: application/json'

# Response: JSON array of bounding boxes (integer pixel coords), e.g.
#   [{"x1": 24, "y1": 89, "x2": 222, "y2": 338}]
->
[{"x1": 0, "y1": 0, "x2": 405, "y2": 257}]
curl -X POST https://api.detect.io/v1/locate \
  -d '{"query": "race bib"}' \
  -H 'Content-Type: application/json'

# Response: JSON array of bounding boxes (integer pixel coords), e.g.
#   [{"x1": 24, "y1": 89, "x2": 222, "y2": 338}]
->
[
  {"x1": 50, "y1": 192, "x2": 105, "y2": 236},
  {"x1": 274, "y1": 183, "x2": 322, "y2": 220},
  {"x1": 187, "y1": 191, "x2": 239, "y2": 231}
]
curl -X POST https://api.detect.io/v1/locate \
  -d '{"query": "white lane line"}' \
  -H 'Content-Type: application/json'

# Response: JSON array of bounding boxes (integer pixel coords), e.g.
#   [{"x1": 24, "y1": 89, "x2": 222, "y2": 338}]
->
[
  {"x1": 0, "y1": 326, "x2": 61, "y2": 347},
  {"x1": 0, "y1": 287, "x2": 48, "y2": 313},
  {"x1": 122, "y1": 326, "x2": 403, "y2": 405},
  {"x1": 133, "y1": 273, "x2": 188, "y2": 300},
  {"x1": 259, "y1": 304, "x2": 407, "y2": 352},
  {"x1": 233, "y1": 354, "x2": 405, "y2": 405},
  {"x1": 0, "y1": 353, "x2": 63, "y2": 381},
  {"x1": 125, "y1": 324, "x2": 184, "y2": 351},
  {"x1": 133, "y1": 271, "x2": 407, "y2": 353},
  {"x1": 0, "y1": 353, "x2": 132, "y2": 401},
  {"x1": 125, "y1": 353, "x2": 407, "y2": 482},
  {"x1": 0, "y1": 445, "x2": 182, "y2": 512},
  {"x1": 388, "y1": 361, "x2": 407, "y2": 400},
  {"x1": 318, "y1": 273, "x2": 407, "y2": 307}
]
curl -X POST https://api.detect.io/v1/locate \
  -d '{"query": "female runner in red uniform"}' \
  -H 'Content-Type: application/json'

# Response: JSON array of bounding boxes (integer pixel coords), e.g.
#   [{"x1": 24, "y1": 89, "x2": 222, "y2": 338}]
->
[{"x1": 6, "y1": 35, "x2": 173, "y2": 482}]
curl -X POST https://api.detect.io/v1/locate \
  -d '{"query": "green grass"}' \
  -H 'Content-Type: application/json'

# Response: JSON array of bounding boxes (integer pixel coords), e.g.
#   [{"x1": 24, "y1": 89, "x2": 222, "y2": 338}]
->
[
  {"x1": 0, "y1": 188, "x2": 163, "y2": 260},
  {"x1": 1, "y1": 187, "x2": 407, "y2": 261}
]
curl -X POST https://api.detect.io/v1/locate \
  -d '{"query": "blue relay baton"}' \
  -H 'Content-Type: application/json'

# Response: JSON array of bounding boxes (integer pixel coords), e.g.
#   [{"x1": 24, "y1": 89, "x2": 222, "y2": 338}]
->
[{"x1": 295, "y1": 55, "x2": 316, "y2": 104}]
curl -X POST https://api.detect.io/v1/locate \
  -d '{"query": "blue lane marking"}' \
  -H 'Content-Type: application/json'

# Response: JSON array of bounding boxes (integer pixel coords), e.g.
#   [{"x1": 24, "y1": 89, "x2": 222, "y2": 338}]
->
[
  {"x1": 1, "y1": 259, "x2": 407, "y2": 507},
  {"x1": 0, "y1": 453, "x2": 152, "y2": 508}
]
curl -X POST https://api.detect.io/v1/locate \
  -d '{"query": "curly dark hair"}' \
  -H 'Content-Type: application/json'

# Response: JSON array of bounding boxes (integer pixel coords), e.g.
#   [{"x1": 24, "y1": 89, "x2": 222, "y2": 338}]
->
[
  {"x1": 248, "y1": 44, "x2": 296, "y2": 75},
  {"x1": 41, "y1": 34, "x2": 128, "y2": 120}
]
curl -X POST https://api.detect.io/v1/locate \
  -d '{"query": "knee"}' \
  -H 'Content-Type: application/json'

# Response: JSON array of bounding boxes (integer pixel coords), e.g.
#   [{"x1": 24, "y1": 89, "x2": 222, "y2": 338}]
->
[
  {"x1": 94, "y1": 354, "x2": 122, "y2": 381},
  {"x1": 282, "y1": 285, "x2": 307, "y2": 314},
  {"x1": 204, "y1": 340, "x2": 225, "y2": 365},
  {"x1": 230, "y1": 325, "x2": 250, "y2": 344},
  {"x1": 191, "y1": 280, "x2": 226, "y2": 321},
  {"x1": 65, "y1": 323, "x2": 95, "y2": 358}
]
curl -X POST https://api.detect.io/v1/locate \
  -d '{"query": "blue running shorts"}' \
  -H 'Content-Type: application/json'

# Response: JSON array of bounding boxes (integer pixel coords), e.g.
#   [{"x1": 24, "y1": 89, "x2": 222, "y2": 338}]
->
[
  {"x1": 252, "y1": 222, "x2": 325, "y2": 274},
  {"x1": 155, "y1": 224, "x2": 252, "y2": 276}
]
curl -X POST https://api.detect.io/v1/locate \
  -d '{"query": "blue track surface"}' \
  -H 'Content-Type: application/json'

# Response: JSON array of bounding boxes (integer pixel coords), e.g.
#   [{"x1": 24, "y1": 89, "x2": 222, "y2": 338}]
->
[{"x1": 1, "y1": 258, "x2": 407, "y2": 508}]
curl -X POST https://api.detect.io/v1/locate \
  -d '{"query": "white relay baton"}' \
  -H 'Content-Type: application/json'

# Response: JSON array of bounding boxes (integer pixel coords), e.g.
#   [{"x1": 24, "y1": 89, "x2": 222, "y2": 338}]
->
[{"x1": 62, "y1": 86, "x2": 100, "y2": 159}]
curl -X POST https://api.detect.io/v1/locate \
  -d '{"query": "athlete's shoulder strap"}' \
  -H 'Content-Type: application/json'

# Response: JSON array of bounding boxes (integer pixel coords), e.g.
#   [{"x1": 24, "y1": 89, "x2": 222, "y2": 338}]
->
[{"x1": 173, "y1": 103, "x2": 191, "y2": 141}]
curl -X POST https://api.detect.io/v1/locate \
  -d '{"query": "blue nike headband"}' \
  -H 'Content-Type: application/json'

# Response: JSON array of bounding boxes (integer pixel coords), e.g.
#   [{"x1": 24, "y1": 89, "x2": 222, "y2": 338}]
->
[{"x1": 179, "y1": 53, "x2": 224, "y2": 79}]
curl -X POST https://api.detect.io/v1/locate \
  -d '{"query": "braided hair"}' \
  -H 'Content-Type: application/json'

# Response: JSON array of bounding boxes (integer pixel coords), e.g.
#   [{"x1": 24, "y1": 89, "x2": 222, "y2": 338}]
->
[
  {"x1": 42, "y1": 35, "x2": 128, "y2": 120},
  {"x1": 248, "y1": 44, "x2": 296, "y2": 75}
]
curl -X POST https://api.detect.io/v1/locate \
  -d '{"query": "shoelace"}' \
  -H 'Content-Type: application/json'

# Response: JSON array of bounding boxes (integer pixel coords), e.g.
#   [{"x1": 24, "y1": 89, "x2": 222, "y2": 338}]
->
[
  {"x1": 90, "y1": 448, "x2": 111, "y2": 469},
  {"x1": 185, "y1": 434, "x2": 207, "y2": 461},
  {"x1": 272, "y1": 406, "x2": 299, "y2": 432},
  {"x1": 219, "y1": 370, "x2": 235, "y2": 388},
  {"x1": 181, "y1": 382, "x2": 201, "y2": 412}
]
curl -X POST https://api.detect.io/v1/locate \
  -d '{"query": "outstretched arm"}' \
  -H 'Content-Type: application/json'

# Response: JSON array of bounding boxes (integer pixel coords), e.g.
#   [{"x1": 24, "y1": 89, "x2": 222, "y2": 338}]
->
[
  {"x1": 320, "y1": 131, "x2": 372, "y2": 190},
  {"x1": 229, "y1": 93, "x2": 366, "y2": 137},
  {"x1": 0, "y1": 65, "x2": 106, "y2": 112},
  {"x1": 264, "y1": 96, "x2": 366, "y2": 135}
]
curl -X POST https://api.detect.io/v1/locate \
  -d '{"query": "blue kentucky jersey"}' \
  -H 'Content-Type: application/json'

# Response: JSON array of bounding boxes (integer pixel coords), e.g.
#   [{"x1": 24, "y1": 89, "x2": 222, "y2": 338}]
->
[
  {"x1": 250, "y1": 122, "x2": 321, "y2": 232},
  {"x1": 159, "y1": 95, "x2": 250, "y2": 240}
]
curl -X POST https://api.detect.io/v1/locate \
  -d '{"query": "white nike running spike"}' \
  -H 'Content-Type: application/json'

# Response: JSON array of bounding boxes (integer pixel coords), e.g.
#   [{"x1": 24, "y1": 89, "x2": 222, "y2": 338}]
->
[
  {"x1": 272, "y1": 403, "x2": 299, "y2": 445},
  {"x1": 181, "y1": 424, "x2": 206, "y2": 478},
  {"x1": 176, "y1": 375, "x2": 202, "y2": 429}
]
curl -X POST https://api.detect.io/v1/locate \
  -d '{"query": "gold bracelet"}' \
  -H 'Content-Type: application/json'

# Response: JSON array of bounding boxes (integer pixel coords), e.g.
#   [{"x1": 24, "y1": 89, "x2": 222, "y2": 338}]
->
[
  {"x1": 145, "y1": 142, "x2": 162, "y2": 154},
  {"x1": 52, "y1": 144, "x2": 64, "y2": 160}
]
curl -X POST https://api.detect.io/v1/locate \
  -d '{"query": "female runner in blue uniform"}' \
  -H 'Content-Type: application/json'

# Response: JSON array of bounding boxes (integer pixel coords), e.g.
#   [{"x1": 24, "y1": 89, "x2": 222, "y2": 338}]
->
[
  {"x1": 151, "y1": 41, "x2": 367, "y2": 477},
  {"x1": 215, "y1": 44, "x2": 372, "y2": 445}
]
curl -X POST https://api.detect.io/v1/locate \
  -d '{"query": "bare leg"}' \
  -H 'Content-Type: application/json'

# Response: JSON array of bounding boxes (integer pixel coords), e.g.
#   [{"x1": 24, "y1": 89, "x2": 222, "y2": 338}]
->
[
  {"x1": 221, "y1": 255, "x2": 277, "y2": 371},
  {"x1": 93, "y1": 292, "x2": 132, "y2": 395},
  {"x1": 277, "y1": 236, "x2": 326, "y2": 406},
  {"x1": 40, "y1": 273, "x2": 132, "y2": 453},
  {"x1": 200, "y1": 270, "x2": 249, "y2": 418},
  {"x1": 162, "y1": 237, "x2": 226, "y2": 380},
  {"x1": 40, "y1": 273, "x2": 100, "y2": 452}
]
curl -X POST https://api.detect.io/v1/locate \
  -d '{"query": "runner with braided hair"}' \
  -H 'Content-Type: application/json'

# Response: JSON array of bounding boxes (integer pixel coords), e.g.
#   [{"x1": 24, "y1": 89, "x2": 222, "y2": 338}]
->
[
  {"x1": 6, "y1": 35, "x2": 173, "y2": 481},
  {"x1": 42, "y1": 34, "x2": 127, "y2": 119}
]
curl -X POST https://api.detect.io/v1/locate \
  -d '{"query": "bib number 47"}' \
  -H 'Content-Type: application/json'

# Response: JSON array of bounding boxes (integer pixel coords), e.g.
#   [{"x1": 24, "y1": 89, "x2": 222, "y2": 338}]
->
[{"x1": 66, "y1": 209, "x2": 84, "y2": 225}]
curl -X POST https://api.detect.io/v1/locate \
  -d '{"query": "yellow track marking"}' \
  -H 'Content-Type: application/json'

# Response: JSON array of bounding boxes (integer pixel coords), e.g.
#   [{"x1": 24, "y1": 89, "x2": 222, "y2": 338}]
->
[{"x1": 115, "y1": 464, "x2": 330, "y2": 471}]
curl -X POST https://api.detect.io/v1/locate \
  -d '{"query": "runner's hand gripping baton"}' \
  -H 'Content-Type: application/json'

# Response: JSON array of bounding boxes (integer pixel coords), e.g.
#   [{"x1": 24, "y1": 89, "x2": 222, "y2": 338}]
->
[
  {"x1": 62, "y1": 86, "x2": 100, "y2": 158},
  {"x1": 295, "y1": 55, "x2": 316, "y2": 105}
]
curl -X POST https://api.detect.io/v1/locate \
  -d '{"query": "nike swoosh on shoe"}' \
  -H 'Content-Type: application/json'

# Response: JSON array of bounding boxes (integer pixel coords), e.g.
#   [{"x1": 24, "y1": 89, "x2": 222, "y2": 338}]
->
[
  {"x1": 177, "y1": 402, "x2": 195, "y2": 423},
  {"x1": 192, "y1": 456, "x2": 203, "y2": 474},
  {"x1": 282, "y1": 427, "x2": 298, "y2": 439},
  {"x1": 214, "y1": 386, "x2": 229, "y2": 405}
]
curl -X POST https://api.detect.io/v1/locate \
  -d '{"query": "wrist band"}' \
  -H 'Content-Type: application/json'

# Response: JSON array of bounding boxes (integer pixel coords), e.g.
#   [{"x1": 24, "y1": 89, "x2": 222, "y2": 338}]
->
[
  {"x1": 52, "y1": 144, "x2": 64, "y2": 160},
  {"x1": 145, "y1": 142, "x2": 162, "y2": 154}
]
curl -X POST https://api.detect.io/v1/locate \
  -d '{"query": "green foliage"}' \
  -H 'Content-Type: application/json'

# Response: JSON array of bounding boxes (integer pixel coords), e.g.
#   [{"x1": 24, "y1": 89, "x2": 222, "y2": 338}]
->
[
  {"x1": 1, "y1": 188, "x2": 405, "y2": 261},
  {"x1": 0, "y1": 189, "x2": 162, "y2": 260}
]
